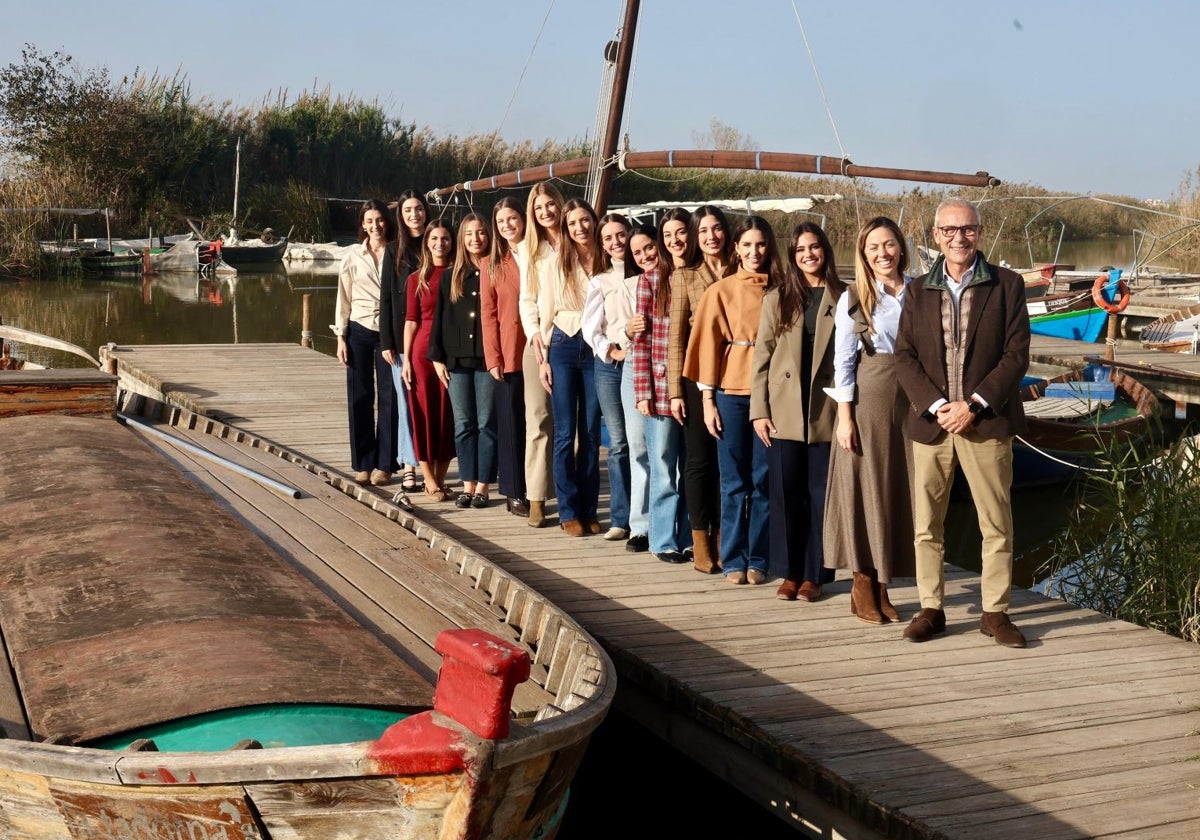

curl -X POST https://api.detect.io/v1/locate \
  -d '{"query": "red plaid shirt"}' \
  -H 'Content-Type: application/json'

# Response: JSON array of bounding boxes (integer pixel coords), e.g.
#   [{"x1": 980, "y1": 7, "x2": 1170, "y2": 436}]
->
[{"x1": 633, "y1": 269, "x2": 672, "y2": 416}]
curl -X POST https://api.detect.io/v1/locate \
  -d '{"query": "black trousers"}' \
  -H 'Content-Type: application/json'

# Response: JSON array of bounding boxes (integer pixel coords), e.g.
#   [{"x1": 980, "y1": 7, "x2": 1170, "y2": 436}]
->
[
  {"x1": 495, "y1": 370, "x2": 527, "y2": 501},
  {"x1": 767, "y1": 438, "x2": 835, "y2": 585},
  {"x1": 345, "y1": 321, "x2": 398, "y2": 473},
  {"x1": 681, "y1": 378, "x2": 721, "y2": 532}
]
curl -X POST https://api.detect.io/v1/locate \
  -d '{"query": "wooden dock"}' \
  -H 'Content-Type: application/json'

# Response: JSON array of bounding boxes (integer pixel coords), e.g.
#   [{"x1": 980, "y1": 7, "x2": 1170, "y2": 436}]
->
[{"x1": 99, "y1": 342, "x2": 1200, "y2": 840}]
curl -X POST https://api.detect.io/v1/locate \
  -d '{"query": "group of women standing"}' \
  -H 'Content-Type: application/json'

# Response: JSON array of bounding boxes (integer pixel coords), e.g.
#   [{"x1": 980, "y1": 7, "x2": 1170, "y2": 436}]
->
[{"x1": 334, "y1": 186, "x2": 919, "y2": 620}]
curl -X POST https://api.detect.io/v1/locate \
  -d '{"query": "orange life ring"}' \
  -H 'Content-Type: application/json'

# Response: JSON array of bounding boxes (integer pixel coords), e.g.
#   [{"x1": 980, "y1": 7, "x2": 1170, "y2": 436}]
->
[{"x1": 1091, "y1": 272, "x2": 1129, "y2": 314}]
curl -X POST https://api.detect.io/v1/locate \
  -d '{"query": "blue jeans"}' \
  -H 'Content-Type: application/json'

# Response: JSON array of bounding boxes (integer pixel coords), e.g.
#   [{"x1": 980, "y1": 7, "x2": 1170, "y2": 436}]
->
[
  {"x1": 643, "y1": 413, "x2": 690, "y2": 554},
  {"x1": 621, "y1": 360, "x2": 649, "y2": 536},
  {"x1": 389, "y1": 355, "x2": 417, "y2": 466},
  {"x1": 594, "y1": 357, "x2": 630, "y2": 529},
  {"x1": 548, "y1": 328, "x2": 601, "y2": 523},
  {"x1": 713, "y1": 390, "x2": 769, "y2": 575},
  {"x1": 447, "y1": 366, "x2": 497, "y2": 484}
]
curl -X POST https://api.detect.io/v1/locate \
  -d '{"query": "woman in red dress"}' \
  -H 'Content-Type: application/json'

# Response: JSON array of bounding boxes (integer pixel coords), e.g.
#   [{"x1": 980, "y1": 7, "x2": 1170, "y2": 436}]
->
[{"x1": 401, "y1": 219, "x2": 457, "y2": 501}]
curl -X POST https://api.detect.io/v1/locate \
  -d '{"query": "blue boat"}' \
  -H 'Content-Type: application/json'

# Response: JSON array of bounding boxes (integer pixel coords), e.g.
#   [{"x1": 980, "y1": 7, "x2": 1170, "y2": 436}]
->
[{"x1": 1029, "y1": 305, "x2": 1107, "y2": 342}]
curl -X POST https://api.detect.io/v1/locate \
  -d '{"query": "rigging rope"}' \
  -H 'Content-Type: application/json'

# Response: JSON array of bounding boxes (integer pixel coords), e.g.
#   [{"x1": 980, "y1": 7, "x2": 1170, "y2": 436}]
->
[
  {"x1": 473, "y1": 0, "x2": 558, "y2": 183},
  {"x1": 789, "y1": 1, "x2": 867, "y2": 225}
]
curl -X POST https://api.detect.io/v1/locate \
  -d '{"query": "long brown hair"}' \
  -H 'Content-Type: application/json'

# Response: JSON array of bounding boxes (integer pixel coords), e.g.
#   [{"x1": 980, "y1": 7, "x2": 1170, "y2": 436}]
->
[
  {"x1": 415, "y1": 218, "x2": 454, "y2": 298},
  {"x1": 560, "y1": 197, "x2": 604, "y2": 281},
  {"x1": 486, "y1": 196, "x2": 525, "y2": 284},
  {"x1": 657, "y1": 207, "x2": 693, "y2": 269},
  {"x1": 597, "y1": 212, "x2": 632, "y2": 272},
  {"x1": 449, "y1": 213, "x2": 490, "y2": 303},
  {"x1": 630, "y1": 226, "x2": 672, "y2": 318},
  {"x1": 730, "y1": 215, "x2": 785, "y2": 288},
  {"x1": 774, "y1": 221, "x2": 843, "y2": 336},
  {"x1": 393, "y1": 189, "x2": 429, "y2": 275},
  {"x1": 853, "y1": 216, "x2": 909, "y2": 332},
  {"x1": 683, "y1": 204, "x2": 733, "y2": 273},
  {"x1": 356, "y1": 198, "x2": 396, "y2": 243}
]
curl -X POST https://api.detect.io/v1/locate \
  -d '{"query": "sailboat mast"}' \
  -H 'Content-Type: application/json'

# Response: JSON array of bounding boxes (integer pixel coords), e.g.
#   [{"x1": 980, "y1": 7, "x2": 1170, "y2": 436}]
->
[
  {"x1": 590, "y1": 0, "x2": 639, "y2": 215},
  {"x1": 231, "y1": 137, "x2": 242, "y2": 237}
]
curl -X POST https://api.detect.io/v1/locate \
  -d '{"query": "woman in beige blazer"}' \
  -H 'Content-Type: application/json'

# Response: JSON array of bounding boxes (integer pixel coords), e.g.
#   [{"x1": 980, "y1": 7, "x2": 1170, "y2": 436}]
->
[{"x1": 751, "y1": 222, "x2": 844, "y2": 601}]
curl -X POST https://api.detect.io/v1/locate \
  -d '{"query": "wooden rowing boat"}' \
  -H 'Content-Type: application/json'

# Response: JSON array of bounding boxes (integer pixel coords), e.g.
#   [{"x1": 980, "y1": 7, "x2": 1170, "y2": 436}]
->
[
  {"x1": 1014, "y1": 365, "x2": 1160, "y2": 486},
  {"x1": 1138, "y1": 301, "x2": 1200, "y2": 353},
  {"x1": 0, "y1": 366, "x2": 615, "y2": 840}
]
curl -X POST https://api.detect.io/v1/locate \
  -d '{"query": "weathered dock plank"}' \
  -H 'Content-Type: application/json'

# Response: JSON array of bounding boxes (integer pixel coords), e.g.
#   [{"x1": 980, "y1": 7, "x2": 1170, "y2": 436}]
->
[{"x1": 98, "y1": 343, "x2": 1200, "y2": 840}]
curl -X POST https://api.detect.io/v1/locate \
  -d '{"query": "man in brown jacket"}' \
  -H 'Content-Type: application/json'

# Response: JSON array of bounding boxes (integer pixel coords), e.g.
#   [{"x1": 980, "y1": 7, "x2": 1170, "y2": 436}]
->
[{"x1": 893, "y1": 198, "x2": 1030, "y2": 648}]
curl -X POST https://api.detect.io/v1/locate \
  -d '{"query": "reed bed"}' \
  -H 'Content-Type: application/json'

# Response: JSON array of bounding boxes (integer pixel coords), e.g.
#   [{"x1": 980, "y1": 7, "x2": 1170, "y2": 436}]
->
[
  {"x1": 1040, "y1": 429, "x2": 1200, "y2": 644},
  {"x1": 0, "y1": 47, "x2": 1182, "y2": 278}
]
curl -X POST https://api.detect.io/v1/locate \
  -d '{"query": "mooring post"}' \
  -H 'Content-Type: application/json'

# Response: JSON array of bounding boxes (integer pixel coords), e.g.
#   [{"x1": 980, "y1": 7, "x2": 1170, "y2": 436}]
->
[{"x1": 301, "y1": 293, "x2": 312, "y2": 348}]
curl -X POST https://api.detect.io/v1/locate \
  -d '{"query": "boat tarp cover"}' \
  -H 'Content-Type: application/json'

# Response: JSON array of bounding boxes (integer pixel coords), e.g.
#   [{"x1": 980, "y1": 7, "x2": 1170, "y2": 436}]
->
[{"x1": 0, "y1": 415, "x2": 432, "y2": 743}]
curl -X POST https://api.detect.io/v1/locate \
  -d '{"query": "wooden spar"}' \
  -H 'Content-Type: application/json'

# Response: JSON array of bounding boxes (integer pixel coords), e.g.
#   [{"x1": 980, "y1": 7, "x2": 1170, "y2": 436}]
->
[
  {"x1": 590, "y1": 0, "x2": 639, "y2": 215},
  {"x1": 426, "y1": 149, "x2": 1000, "y2": 202}
]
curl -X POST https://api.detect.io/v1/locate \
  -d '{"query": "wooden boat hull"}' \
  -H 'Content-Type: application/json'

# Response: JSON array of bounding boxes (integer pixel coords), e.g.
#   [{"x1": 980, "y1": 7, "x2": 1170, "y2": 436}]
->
[
  {"x1": 1014, "y1": 366, "x2": 1159, "y2": 486},
  {"x1": 0, "y1": 376, "x2": 615, "y2": 840},
  {"x1": 1139, "y1": 301, "x2": 1200, "y2": 353},
  {"x1": 218, "y1": 236, "x2": 288, "y2": 265}
]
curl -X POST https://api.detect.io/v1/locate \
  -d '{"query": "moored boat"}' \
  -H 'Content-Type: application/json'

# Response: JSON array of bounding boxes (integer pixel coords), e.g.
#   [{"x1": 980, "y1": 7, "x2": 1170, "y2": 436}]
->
[
  {"x1": 1014, "y1": 364, "x2": 1160, "y2": 486},
  {"x1": 0, "y1": 360, "x2": 615, "y2": 840},
  {"x1": 1138, "y1": 301, "x2": 1200, "y2": 353}
]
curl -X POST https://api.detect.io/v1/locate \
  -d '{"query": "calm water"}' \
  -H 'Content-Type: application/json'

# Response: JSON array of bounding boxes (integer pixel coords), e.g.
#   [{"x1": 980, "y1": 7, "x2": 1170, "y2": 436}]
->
[{"x1": 0, "y1": 253, "x2": 1123, "y2": 837}]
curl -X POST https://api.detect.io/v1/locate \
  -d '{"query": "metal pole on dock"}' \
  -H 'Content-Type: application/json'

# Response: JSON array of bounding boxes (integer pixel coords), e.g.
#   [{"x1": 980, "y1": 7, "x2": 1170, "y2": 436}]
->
[{"x1": 301, "y1": 294, "x2": 313, "y2": 348}]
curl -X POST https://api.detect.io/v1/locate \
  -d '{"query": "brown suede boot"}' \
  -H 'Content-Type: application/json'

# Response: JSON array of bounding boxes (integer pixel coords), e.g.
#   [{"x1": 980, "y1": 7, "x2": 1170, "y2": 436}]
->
[
  {"x1": 691, "y1": 529, "x2": 719, "y2": 574},
  {"x1": 877, "y1": 582, "x2": 900, "y2": 622},
  {"x1": 871, "y1": 571, "x2": 900, "y2": 622},
  {"x1": 710, "y1": 528, "x2": 721, "y2": 571},
  {"x1": 527, "y1": 500, "x2": 546, "y2": 528},
  {"x1": 850, "y1": 571, "x2": 884, "y2": 625}
]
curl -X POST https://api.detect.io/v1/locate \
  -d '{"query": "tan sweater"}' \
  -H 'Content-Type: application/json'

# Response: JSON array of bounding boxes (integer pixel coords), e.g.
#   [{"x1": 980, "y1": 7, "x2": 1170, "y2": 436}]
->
[{"x1": 682, "y1": 267, "x2": 768, "y2": 396}]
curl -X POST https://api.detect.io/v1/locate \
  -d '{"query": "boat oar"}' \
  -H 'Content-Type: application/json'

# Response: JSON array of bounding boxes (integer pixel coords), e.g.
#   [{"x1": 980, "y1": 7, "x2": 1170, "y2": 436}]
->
[{"x1": 117, "y1": 413, "x2": 302, "y2": 499}]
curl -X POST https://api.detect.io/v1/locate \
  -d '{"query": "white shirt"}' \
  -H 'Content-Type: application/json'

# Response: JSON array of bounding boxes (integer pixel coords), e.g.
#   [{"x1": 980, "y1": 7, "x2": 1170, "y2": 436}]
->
[
  {"x1": 581, "y1": 260, "x2": 637, "y2": 362},
  {"x1": 333, "y1": 242, "x2": 383, "y2": 335},
  {"x1": 824, "y1": 276, "x2": 911, "y2": 403}
]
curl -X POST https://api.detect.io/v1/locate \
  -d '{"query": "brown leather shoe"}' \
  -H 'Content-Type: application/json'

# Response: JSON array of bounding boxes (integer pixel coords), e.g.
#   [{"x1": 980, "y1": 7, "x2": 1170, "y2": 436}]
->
[
  {"x1": 903, "y1": 608, "x2": 947, "y2": 642},
  {"x1": 508, "y1": 497, "x2": 529, "y2": 517},
  {"x1": 797, "y1": 581, "x2": 822, "y2": 602},
  {"x1": 776, "y1": 579, "x2": 800, "y2": 601},
  {"x1": 560, "y1": 519, "x2": 585, "y2": 537},
  {"x1": 584, "y1": 518, "x2": 602, "y2": 535},
  {"x1": 980, "y1": 611, "x2": 1027, "y2": 648}
]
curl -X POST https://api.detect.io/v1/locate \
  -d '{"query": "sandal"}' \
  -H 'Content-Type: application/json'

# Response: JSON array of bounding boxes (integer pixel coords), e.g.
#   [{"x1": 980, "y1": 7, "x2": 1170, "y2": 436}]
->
[{"x1": 401, "y1": 466, "x2": 421, "y2": 492}]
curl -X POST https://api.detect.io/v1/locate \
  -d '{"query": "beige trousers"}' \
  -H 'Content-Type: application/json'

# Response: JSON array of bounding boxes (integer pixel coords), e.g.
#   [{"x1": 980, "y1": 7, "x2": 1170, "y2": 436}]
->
[
  {"x1": 522, "y1": 343, "x2": 554, "y2": 501},
  {"x1": 911, "y1": 432, "x2": 1015, "y2": 613}
]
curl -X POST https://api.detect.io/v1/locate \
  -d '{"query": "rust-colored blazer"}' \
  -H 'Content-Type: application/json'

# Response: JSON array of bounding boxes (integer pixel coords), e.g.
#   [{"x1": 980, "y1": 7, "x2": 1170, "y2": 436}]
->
[
  {"x1": 894, "y1": 255, "x2": 1029, "y2": 444},
  {"x1": 480, "y1": 253, "x2": 526, "y2": 375}
]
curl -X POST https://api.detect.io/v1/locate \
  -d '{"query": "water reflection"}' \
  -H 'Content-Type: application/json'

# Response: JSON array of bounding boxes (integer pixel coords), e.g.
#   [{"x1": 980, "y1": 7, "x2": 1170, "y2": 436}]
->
[{"x1": 0, "y1": 267, "x2": 339, "y2": 368}]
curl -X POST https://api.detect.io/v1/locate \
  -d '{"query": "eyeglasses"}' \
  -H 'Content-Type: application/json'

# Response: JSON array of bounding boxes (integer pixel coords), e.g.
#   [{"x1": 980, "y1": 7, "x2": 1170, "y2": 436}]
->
[{"x1": 936, "y1": 224, "x2": 981, "y2": 238}]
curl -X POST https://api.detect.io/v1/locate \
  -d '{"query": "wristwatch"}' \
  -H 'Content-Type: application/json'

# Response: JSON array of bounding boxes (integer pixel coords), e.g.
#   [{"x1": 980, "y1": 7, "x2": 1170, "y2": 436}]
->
[{"x1": 967, "y1": 399, "x2": 985, "y2": 417}]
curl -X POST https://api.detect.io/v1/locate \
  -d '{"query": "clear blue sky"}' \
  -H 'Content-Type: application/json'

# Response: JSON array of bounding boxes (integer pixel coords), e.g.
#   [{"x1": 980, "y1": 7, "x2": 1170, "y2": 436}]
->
[{"x1": 4, "y1": 1, "x2": 1196, "y2": 200}]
